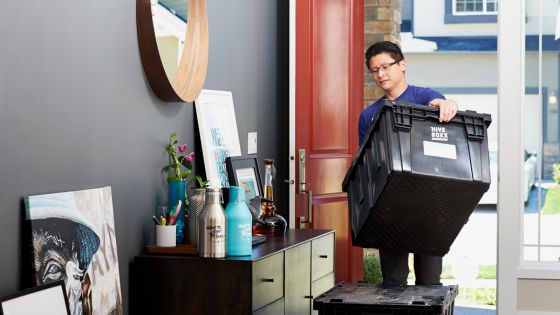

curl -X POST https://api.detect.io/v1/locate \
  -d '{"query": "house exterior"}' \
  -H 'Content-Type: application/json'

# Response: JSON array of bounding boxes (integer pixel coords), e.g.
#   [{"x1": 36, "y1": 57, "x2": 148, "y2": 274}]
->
[
  {"x1": 401, "y1": 0, "x2": 560, "y2": 205},
  {"x1": 393, "y1": 0, "x2": 560, "y2": 312}
]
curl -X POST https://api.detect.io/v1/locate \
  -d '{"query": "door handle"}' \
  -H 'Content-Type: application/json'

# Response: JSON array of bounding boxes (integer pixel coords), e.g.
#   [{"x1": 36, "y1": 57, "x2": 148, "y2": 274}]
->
[{"x1": 298, "y1": 149, "x2": 313, "y2": 229}]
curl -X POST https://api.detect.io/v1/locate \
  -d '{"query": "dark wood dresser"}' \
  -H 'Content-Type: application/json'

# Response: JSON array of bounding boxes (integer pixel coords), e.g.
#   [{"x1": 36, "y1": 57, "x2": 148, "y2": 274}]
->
[{"x1": 130, "y1": 229, "x2": 335, "y2": 315}]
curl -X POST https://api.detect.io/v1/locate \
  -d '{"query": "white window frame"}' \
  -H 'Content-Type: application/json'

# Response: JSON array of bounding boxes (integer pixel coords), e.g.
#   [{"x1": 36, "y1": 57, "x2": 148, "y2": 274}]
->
[
  {"x1": 497, "y1": 0, "x2": 524, "y2": 311},
  {"x1": 521, "y1": 0, "x2": 560, "y2": 265},
  {"x1": 453, "y1": 0, "x2": 498, "y2": 16},
  {"x1": 499, "y1": 0, "x2": 560, "y2": 313}
]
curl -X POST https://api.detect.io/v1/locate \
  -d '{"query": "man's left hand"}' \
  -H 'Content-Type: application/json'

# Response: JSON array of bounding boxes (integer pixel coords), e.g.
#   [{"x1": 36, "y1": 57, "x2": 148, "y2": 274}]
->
[{"x1": 429, "y1": 99, "x2": 458, "y2": 123}]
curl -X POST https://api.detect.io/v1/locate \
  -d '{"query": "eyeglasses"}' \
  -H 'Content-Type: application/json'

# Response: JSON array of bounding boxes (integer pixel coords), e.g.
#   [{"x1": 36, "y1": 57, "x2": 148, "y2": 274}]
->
[{"x1": 369, "y1": 60, "x2": 400, "y2": 75}]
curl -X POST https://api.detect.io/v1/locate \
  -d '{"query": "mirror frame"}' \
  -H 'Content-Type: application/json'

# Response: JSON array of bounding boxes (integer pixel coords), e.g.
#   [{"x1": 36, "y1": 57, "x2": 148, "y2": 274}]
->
[{"x1": 136, "y1": 0, "x2": 208, "y2": 102}]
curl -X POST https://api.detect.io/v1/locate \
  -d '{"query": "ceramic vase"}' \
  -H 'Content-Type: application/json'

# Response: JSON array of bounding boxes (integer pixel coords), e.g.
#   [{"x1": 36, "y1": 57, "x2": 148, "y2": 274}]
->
[{"x1": 168, "y1": 179, "x2": 186, "y2": 244}]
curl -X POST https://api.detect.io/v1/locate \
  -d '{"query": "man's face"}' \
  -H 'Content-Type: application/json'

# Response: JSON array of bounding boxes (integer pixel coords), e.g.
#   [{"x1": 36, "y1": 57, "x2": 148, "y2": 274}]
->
[
  {"x1": 368, "y1": 52, "x2": 406, "y2": 93},
  {"x1": 32, "y1": 228, "x2": 80, "y2": 284},
  {"x1": 32, "y1": 226, "x2": 91, "y2": 315}
]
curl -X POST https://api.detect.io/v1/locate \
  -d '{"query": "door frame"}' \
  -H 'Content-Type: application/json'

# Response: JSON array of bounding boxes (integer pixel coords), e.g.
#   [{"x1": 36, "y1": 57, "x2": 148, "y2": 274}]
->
[
  {"x1": 497, "y1": 0, "x2": 523, "y2": 311},
  {"x1": 499, "y1": 1, "x2": 560, "y2": 313},
  {"x1": 287, "y1": 0, "x2": 555, "y2": 310},
  {"x1": 289, "y1": 0, "x2": 296, "y2": 228}
]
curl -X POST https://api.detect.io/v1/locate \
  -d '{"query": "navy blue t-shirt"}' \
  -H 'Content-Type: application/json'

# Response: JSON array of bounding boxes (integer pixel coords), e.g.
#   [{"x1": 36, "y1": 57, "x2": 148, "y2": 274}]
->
[{"x1": 358, "y1": 85, "x2": 445, "y2": 144}]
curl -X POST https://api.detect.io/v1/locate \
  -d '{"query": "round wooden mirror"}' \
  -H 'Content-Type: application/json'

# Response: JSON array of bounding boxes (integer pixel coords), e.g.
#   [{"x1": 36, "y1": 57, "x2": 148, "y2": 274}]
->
[{"x1": 137, "y1": 0, "x2": 208, "y2": 102}]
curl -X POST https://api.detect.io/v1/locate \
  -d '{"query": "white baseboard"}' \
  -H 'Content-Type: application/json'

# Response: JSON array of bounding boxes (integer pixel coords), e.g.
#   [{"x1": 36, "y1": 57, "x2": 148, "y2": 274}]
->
[{"x1": 518, "y1": 311, "x2": 560, "y2": 315}]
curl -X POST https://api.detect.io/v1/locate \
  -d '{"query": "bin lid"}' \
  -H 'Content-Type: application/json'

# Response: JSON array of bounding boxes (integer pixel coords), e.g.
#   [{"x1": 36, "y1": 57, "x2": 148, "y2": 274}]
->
[{"x1": 342, "y1": 100, "x2": 491, "y2": 192}]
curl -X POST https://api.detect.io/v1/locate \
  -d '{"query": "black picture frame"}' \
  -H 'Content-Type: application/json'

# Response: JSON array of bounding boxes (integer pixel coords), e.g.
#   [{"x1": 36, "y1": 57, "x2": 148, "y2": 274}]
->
[
  {"x1": 225, "y1": 154, "x2": 263, "y2": 201},
  {"x1": 0, "y1": 280, "x2": 70, "y2": 315}
]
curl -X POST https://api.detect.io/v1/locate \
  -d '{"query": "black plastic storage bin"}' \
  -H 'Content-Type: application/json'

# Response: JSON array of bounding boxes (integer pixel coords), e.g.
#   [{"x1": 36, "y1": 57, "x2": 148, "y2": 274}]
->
[
  {"x1": 342, "y1": 100, "x2": 492, "y2": 256},
  {"x1": 313, "y1": 281, "x2": 458, "y2": 315}
]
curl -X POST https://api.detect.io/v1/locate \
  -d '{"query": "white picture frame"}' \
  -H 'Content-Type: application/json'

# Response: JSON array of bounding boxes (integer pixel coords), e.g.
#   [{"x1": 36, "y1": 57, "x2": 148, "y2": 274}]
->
[
  {"x1": 0, "y1": 281, "x2": 70, "y2": 315},
  {"x1": 195, "y1": 90, "x2": 242, "y2": 188}
]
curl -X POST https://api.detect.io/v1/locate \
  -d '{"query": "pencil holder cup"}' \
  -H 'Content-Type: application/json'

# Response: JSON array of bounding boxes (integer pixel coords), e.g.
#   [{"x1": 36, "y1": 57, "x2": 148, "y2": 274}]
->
[{"x1": 156, "y1": 225, "x2": 176, "y2": 247}]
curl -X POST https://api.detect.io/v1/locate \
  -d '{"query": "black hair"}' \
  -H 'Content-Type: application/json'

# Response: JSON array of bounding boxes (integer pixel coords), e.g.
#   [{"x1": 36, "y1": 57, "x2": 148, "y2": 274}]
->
[{"x1": 365, "y1": 41, "x2": 405, "y2": 70}]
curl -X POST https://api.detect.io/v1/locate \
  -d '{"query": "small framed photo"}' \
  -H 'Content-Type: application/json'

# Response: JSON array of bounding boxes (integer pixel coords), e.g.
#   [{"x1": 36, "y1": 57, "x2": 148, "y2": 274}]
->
[
  {"x1": 225, "y1": 155, "x2": 263, "y2": 201},
  {"x1": 0, "y1": 280, "x2": 71, "y2": 315}
]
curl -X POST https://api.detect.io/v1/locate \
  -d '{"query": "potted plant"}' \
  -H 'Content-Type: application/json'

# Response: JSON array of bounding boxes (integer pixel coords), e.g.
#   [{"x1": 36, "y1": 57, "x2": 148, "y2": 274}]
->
[{"x1": 162, "y1": 132, "x2": 204, "y2": 244}]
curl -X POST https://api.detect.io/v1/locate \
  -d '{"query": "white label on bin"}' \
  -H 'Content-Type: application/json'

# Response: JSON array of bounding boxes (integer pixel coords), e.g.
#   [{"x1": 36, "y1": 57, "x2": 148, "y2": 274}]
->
[{"x1": 423, "y1": 141, "x2": 457, "y2": 159}]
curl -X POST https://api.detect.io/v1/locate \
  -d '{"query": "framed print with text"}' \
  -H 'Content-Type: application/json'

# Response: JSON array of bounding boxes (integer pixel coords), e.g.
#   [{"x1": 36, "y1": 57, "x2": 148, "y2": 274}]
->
[{"x1": 195, "y1": 90, "x2": 242, "y2": 188}]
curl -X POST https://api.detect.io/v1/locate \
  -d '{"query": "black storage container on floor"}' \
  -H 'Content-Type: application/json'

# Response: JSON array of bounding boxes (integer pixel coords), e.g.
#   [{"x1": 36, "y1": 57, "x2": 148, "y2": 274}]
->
[
  {"x1": 313, "y1": 281, "x2": 458, "y2": 315},
  {"x1": 342, "y1": 100, "x2": 491, "y2": 256}
]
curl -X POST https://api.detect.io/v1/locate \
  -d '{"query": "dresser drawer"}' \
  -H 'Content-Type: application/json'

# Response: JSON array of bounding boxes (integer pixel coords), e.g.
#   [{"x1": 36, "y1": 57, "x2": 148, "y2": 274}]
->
[
  {"x1": 253, "y1": 297, "x2": 284, "y2": 315},
  {"x1": 252, "y1": 252, "x2": 284, "y2": 311},
  {"x1": 311, "y1": 233, "x2": 334, "y2": 281},
  {"x1": 311, "y1": 272, "x2": 334, "y2": 298},
  {"x1": 311, "y1": 272, "x2": 335, "y2": 315}
]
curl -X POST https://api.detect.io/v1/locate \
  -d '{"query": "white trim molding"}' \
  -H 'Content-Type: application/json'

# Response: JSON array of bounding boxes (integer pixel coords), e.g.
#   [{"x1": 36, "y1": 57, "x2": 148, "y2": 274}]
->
[
  {"x1": 497, "y1": 0, "x2": 525, "y2": 313},
  {"x1": 518, "y1": 312, "x2": 560, "y2": 315},
  {"x1": 517, "y1": 263, "x2": 560, "y2": 279},
  {"x1": 288, "y1": 0, "x2": 296, "y2": 229}
]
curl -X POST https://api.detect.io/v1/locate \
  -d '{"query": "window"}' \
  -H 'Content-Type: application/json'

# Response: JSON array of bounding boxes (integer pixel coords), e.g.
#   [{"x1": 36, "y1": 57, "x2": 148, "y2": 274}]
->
[
  {"x1": 523, "y1": 0, "x2": 560, "y2": 263},
  {"x1": 454, "y1": 0, "x2": 498, "y2": 15},
  {"x1": 445, "y1": 0, "x2": 498, "y2": 23}
]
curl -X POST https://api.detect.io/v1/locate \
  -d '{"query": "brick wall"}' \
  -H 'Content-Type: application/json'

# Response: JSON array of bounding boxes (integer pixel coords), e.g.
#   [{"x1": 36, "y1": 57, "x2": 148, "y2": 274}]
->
[{"x1": 364, "y1": 0, "x2": 402, "y2": 108}]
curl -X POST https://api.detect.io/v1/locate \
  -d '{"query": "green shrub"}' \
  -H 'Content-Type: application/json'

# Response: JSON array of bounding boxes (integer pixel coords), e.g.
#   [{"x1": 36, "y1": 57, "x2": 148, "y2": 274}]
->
[
  {"x1": 542, "y1": 186, "x2": 560, "y2": 214},
  {"x1": 441, "y1": 264, "x2": 455, "y2": 279},
  {"x1": 553, "y1": 163, "x2": 560, "y2": 185},
  {"x1": 477, "y1": 265, "x2": 496, "y2": 279},
  {"x1": 456, "y1": 287, "x2": 496, "y2": 306},
  {"x1": 363, "y1": 253, "x2": 383, "y2": 284}
]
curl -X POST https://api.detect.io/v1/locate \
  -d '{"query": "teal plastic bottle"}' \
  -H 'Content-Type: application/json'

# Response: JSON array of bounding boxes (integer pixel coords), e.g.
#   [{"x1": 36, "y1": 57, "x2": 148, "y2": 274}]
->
[{"x1": 225, "y1": 186, "x2": 253, "y2": 256}]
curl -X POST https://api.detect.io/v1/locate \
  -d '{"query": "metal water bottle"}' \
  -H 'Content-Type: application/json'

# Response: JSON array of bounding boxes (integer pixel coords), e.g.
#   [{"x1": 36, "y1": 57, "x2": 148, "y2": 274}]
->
[{"x1": 198, "y1": 188, "x2": 227, "y2": 258}]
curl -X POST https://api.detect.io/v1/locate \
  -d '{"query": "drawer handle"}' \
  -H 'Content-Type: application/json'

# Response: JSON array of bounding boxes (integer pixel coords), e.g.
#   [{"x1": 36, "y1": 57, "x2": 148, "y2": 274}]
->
[
  {"x1": 262, "y1": 278, "x2": 275, "y2": 283},
  {"x1": 305, "y1": 295, "x2": 313, "y2": 299},
  {"x1": 319, "y1": 255, "x2": 328, "y2": 258}
]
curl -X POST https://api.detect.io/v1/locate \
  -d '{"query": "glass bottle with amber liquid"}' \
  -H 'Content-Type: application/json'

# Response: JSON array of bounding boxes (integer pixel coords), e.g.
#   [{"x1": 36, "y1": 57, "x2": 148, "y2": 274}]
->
[{"x1": 253, "y1": 159, "x2": 287, "y2": 236}]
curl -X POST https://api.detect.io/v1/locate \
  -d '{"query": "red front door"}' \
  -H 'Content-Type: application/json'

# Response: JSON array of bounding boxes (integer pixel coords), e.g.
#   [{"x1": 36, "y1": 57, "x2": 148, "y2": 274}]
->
[{"x1": 295, "y1": 0, "x2": 364, "y2": 282}]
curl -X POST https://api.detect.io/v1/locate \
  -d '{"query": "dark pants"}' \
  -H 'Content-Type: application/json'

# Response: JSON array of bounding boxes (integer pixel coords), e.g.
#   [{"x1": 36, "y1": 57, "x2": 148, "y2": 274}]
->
[{"x1": 379, "y1": 248, "x2": 442, "y2": 286}]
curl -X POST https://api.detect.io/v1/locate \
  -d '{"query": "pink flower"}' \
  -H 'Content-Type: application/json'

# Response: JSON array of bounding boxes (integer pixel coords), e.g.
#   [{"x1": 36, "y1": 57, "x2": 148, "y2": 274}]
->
[
  {"x1": 178, "y1": 144, "x2": 187, "y2": 153},
  {"x1": 186, "y1": 151, "x2": 195, "y2": 162}
]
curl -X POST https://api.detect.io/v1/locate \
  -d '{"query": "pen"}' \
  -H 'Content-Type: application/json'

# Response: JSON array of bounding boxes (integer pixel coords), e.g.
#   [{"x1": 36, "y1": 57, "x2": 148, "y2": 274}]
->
[
  {"x1": 168, "y1": 204, "x2": 178, "y2": 220},
  {"x1": 152, "y1": 216, "x2": 160, "y2": 225},
  {"x1": 168, "y1": 200, "x2": 182, "y2": 225}
]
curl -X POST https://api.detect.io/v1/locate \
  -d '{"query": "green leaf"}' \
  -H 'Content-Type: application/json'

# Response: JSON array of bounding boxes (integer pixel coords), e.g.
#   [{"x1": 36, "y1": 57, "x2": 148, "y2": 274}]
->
[
  {"x1": 169, "y1": 133, "x2": 177, "y2": 146},
  {"x1": 195, "y1": 175, "x2": 209, "y2": 188},
  {"x1": 181, "y1": 158, "x2": 193, "y2": 170},
  {"x1": 162, "y1": 165, "x2": 171, "y2": 173},
  {"x1": 167, "y1": 175, "x2": 181, "y2": 182}
]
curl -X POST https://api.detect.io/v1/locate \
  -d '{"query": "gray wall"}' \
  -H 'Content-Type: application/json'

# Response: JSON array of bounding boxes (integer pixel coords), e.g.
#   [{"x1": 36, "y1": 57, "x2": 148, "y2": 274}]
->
[{"x1": 0, "y1": 0, "x2": 288, "y2": 313}]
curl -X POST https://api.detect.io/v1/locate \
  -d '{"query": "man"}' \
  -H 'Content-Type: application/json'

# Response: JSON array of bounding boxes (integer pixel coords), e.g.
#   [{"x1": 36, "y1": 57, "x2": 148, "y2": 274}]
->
[{"x1": 359, "y1": 41, "x2": 458, "y2": 286}]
